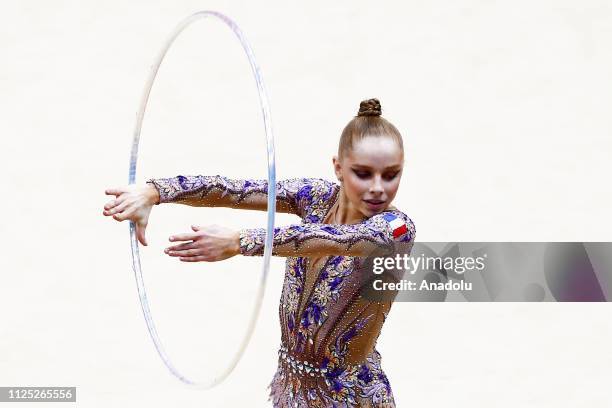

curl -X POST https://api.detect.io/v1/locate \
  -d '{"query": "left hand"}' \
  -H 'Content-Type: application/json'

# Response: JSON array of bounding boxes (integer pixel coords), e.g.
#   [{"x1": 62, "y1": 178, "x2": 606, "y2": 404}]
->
[{"x1": 164, "y1": 224, "x2": 240, "y2": 262}]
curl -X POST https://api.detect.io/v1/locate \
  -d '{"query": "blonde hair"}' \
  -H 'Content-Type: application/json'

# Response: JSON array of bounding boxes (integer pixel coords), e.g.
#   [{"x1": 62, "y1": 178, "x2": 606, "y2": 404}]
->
[{"x1": 338, "y1": 98, "x2": 404, "y2": 159}]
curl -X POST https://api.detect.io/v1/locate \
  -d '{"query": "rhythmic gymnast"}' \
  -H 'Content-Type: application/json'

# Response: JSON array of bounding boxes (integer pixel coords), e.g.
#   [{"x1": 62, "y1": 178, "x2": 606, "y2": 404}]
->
[{"x1": 103, "y1": 98, "x2": 416, "y2": 407}]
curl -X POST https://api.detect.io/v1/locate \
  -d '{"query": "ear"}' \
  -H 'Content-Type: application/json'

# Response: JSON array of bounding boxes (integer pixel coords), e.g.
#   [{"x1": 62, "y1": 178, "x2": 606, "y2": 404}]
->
[{"x1": 332, "y1": 155, "x2": 343, "y2": 181}]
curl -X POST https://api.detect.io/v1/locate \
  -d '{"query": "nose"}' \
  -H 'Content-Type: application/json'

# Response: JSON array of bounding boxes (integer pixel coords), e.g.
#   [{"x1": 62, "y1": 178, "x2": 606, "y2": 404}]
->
[{"x1": 369, "y1": 175, "x2": 384, "y2": 195}]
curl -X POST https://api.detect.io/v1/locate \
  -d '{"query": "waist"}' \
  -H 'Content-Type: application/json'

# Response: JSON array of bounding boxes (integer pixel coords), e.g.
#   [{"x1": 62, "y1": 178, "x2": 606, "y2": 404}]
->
[
  {"x1": 277, "y1": 344, "x2": 381, "y2": 378},
  {"x1": 278, "y1": 344, "x2": 326, "y2": 378}
]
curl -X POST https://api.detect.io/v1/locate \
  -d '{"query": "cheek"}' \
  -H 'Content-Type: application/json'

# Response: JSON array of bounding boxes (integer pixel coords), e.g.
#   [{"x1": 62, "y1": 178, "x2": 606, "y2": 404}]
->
[
  {"x1": 384, "y1": 180, "x2": 401, "y2": 197},
  {"x1": 345, "y1": 175, "x2": 368, "y2": 196}
]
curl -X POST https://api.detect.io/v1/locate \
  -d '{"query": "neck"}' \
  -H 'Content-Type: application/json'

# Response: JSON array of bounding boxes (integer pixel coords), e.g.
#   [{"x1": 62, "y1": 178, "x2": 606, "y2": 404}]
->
[{"x1": 335, "y1": 185, "x2": 366, "y2": 224}]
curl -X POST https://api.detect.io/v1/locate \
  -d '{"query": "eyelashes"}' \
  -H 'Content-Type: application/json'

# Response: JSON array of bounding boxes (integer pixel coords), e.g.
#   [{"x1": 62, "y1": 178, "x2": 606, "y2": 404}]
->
[{"x1": 352, "y1": 170, "x2": 400, "y2": 181}]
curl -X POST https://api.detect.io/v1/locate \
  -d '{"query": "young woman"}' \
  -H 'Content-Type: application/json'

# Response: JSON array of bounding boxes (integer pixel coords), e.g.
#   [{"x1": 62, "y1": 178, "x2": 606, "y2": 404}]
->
[{"x1": 103, "y1": 98, "x2": 415, "y2": 407}]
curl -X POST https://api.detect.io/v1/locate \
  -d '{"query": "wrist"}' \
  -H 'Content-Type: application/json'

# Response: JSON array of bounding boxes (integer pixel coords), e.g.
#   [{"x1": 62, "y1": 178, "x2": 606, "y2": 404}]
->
[
  {"x1": 145, "y1": 182, "x2": 161, "y2": 205},
  {"x1": 238, "y1": 228, "x2": 266, "y2": 256},
  {"x1": 232, "y1": 230, "x2": 241, "y2": 256}
]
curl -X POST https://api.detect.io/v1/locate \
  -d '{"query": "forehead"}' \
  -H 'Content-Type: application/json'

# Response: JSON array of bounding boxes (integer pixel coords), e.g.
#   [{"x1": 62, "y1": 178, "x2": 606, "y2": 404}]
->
[{"x1": 345, "y1": 136, "x2": 403, "y2": 168}]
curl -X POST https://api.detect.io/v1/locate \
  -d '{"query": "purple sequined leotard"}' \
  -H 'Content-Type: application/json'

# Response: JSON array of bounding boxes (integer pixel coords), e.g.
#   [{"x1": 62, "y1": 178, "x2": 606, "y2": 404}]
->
[{"x1": 147, "y1": 175, "x2": 416, "y2": 408}]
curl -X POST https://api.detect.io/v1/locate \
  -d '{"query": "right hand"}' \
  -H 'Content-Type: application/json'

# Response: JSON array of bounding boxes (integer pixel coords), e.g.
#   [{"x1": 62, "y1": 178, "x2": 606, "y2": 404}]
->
[{"x1": 103, "y1": 183, "x2": 160, "y2": 246}]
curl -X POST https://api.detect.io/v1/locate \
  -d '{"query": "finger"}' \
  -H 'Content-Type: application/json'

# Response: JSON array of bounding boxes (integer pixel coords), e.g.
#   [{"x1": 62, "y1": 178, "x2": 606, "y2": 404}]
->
[
  {"x1": 191, "y1": 225, "x2": 200, "y2": 231},
  {"x1": 137, "y1": 223, "x2": 148, "y2": 246},
  {"x1": 179, "y1": 255, "x2": 209, "y2": 262},
  {"x1": 165, "y1": 242, "x2": 197, "y2": 252},
  {"x1": 105, "y1": 200, "x2": 130, "y2": 216},
  {"x1": 169, "y1": 232, "x2": 200, "y2": 242},
  {"x1": 113, "y1": 208, "x2": 135, "y2": 222},
  {"x1": 105, "y1": 187, "x2": 125, "y2": 196},
  {"x1": 104, "y1": 195, "x2": 127, "y2": 211},
  {"x1": 167, "y1": 248, "x2": 202, "y2": 257},
  {"x1": 103, "y1": 200, "x2": 116, "y2": 212}
]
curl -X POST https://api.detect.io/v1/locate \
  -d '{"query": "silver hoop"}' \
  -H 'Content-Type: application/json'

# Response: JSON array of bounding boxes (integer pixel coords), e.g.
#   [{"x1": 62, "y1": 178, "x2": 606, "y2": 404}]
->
[{"x1": 127, "y1": 10, "x2": 276, "y2": 389}]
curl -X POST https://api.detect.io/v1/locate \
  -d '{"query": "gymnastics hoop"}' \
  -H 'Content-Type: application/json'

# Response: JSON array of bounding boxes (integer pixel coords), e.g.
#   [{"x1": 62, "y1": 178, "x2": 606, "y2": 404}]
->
[{"x1": 127, "y1": 11, "x2": 276, "y2": 389}]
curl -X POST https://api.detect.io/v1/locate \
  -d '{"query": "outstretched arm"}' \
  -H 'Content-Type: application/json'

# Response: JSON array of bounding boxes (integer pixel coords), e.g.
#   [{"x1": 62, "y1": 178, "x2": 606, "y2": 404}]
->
[
  {"x1": 163, "y1": 212, "x2": 415, "y2": 262},
  {"x1": 239, "y1": 212, "x2": 415, "y2": 258},
  {"x1": 146, "y1": 175, "x2": 316, "y2": 216}
]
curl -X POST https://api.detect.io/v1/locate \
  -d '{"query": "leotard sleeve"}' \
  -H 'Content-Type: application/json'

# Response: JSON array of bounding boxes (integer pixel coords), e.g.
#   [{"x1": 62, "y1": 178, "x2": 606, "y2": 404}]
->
[
  {"x1": 145, "y1": 175, "x2": 316, "y2": 216},
  {"x1": 239, "y1": 211, "x2": 415, "y2": 258}
]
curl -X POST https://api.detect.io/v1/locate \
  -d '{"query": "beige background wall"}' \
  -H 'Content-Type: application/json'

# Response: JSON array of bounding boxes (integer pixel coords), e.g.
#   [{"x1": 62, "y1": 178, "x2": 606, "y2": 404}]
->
[{"x1": 1, "y1": 1, "x2": 610, "y2": 407}]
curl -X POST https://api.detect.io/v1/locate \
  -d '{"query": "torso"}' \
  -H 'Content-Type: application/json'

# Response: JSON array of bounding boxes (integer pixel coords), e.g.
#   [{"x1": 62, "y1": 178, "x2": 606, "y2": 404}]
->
[{"x1": 270, "y1": 182, "x2": 397, "y2": 407}]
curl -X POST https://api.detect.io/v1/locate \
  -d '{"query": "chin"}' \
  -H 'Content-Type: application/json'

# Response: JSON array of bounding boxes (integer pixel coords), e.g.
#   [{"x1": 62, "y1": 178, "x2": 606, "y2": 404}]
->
[{"x1": 363, "y1": 206, "x2": 385, "y2": 217}]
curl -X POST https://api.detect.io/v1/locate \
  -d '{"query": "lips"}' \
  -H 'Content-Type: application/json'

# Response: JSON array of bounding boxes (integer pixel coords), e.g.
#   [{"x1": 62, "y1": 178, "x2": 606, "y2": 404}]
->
[{"x1": 364, "y1": 199, "x2": 386, "y2": 210}]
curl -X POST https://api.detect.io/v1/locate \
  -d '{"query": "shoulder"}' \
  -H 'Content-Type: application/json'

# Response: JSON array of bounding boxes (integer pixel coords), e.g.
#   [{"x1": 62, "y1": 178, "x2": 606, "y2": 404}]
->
[
  {"x1": 291, "y1": 178, "x2": 338, "y2": 205},
  {"x1": 278, "y1": 177, "x2": 336, "y2": 194},
  {"x1": 367, "y1": 209, "x2": 416, "y2": 243},
  {"x1": 297, "y1": 177, "x2": 338, "y2": 194},
  {"x1": 278, "y1": 178, "x2": 339, "y2": 219}
]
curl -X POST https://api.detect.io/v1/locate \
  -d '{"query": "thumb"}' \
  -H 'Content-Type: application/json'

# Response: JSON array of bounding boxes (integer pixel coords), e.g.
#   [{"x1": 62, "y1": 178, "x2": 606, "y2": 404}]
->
[
  {"x1": 191, "y1": 225, "x2": 200, "y2": 232},
  {"x1": 137, "y1": 223, "x2": 148, "y2": 246}
]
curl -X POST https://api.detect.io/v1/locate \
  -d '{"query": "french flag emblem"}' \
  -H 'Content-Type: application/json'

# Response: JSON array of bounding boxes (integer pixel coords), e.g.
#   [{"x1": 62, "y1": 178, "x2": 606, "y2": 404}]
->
[{"x1": 383, "y1": 213, "x2": 408, "y2": 239}]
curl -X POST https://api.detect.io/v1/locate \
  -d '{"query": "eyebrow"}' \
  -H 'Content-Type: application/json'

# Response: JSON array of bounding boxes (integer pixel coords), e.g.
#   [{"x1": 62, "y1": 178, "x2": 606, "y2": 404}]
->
[{"x1": 351, "y1": 164, "x2": 402, "y2": 170}]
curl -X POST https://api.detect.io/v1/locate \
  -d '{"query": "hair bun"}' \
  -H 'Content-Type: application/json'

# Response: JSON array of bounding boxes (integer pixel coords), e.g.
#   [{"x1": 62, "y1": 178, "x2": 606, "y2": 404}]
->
[{"x1": 358, "y1": 98, "x2": 382, "y2": 117}]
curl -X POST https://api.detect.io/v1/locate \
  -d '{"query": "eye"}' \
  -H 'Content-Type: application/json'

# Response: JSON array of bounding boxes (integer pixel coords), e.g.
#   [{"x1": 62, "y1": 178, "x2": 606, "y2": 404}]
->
[
  {"x1": 353, "y1": 170, "x2": 371, "y2": 179},
  {"x1": 353, "y1": 170, "x2": 370, "y2": 179},
  {"x1": 383, "y1": 172, "x2": 400, "y2": 181}
]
